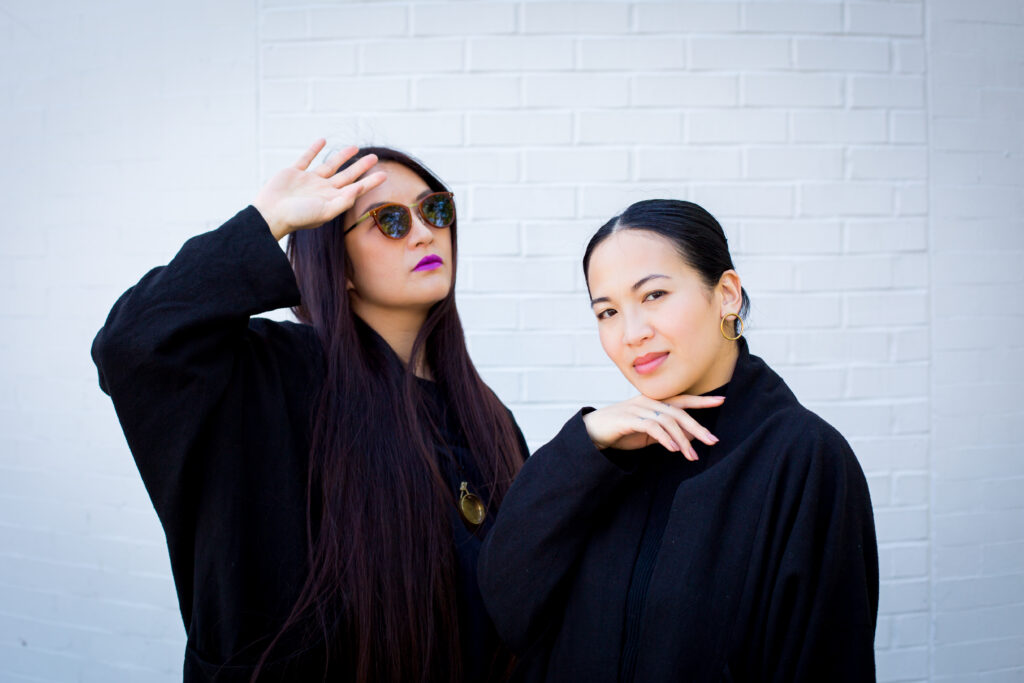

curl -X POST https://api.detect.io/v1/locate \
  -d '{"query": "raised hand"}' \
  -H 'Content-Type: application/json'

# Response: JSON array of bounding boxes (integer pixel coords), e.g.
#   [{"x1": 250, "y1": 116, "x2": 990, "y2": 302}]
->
[
  {"x1": 581, "y1": 394, "x2": 724, "y2": 462},
  {"x1": 253, "y1": 139, "x2": 388, "y2": 241}
]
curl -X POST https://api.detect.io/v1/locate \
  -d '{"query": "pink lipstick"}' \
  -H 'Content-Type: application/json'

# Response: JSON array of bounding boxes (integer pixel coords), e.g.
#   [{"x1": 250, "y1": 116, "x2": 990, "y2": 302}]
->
[
  {"x1": 414, "y1": 254, "x2": 443, "y2": 272},
  {"x1": 633, "y1": 352, "x2": 668, "y2": 375}
]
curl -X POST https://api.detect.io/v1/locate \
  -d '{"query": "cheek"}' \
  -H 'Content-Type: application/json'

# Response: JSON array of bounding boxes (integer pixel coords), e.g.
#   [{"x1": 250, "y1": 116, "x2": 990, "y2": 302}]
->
[
  {"x1": 597, "y1": 323, "x2": 623, "y2": 365},
  {"x1": 349, "y1": 245, "x2": 400, "y2": 292}
]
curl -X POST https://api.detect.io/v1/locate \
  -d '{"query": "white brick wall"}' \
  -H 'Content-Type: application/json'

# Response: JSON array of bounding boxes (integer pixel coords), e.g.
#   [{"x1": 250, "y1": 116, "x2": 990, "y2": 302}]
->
[
  {"x1": 928, "y1": 0, "x2": 1024, "y2": 680},
  {"x1": 1, "y1": 1, "x2": 1021, "y2": 681}
]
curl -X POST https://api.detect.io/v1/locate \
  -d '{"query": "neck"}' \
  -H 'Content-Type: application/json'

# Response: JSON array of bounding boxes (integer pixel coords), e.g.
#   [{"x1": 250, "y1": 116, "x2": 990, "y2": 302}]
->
[
  {"x1": 688, "y1": 340, "x2": 740, "y2": 396},
  {"x1": 351, "y1": 299, "x2": 432, "y2": 379}
]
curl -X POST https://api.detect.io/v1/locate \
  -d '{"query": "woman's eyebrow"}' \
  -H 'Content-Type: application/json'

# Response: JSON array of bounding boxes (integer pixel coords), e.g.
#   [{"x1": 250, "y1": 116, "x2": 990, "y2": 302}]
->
[
  {"x1": 631, "y1": 274, "x2": 668, "y2": 291},
  {"x1": 591, "y1": 274, "x2": 669, "y2": 306}
]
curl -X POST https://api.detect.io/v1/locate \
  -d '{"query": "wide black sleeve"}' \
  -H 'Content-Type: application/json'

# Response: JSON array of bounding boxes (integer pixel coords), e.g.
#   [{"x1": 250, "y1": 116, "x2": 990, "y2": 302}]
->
[
  {"x1": 478, "y1": 411, "x2": 632, "y2": 656},
  {"x1": 90, "y1": 206, "x2": 307, "y2": 525},
  {"x1": 754, "y1": 421, "x2": 879, "y2": 682}
]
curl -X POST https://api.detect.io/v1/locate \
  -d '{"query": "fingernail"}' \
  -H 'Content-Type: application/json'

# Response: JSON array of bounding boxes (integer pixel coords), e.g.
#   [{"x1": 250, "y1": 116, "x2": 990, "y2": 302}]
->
[
  {"x1": 708, "y1": 433, "x2": 719, "y2": 443},
  {"x1": 669, "y1": 440, "x2": 679, "y2": 451}
]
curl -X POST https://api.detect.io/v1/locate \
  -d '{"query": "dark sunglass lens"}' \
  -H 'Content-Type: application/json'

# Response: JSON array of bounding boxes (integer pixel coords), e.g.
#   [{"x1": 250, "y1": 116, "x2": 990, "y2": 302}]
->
[
  {"x1": 376, "y1": 206, "x2": 410, "y2": 238},
  {"x1": 421, "y1": 194, "x2": 455, "y2": 227}
]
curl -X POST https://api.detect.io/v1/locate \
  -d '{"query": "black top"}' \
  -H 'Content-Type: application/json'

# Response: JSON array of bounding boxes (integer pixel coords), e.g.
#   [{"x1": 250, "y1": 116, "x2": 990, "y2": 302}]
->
[
  {"x1": 91, "y1": 206, "x2": 524, "y2": 681},
  {"x1": 479, "y1": 340, "x2": 879, "y2": 682},
  {"x1": 618, "y1": 385, "x2": 726, "y2": 683}
]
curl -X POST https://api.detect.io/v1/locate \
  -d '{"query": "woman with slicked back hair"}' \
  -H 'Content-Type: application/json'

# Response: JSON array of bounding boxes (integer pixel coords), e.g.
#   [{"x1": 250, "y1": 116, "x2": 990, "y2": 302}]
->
[
  {"x1": 92, "y1": 141, "x2": 529, "y2": 682},
  {"x1": 480, "y1": 199, "x2": 879, "y2": 682}
]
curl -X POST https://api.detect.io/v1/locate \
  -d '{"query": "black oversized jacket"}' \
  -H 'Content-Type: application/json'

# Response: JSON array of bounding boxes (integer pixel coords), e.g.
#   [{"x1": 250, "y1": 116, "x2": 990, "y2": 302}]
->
[
  {"x1": 479, "y1": 339, "x2": 879, "y2": 682},
  {"x1": 91, "y1": 206, "x2": 520, "y2": 681}
]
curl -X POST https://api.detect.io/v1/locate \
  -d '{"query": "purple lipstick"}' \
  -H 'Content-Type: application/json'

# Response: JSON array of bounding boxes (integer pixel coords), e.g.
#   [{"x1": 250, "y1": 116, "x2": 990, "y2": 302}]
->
[{"x1": 414, "y1": 254, "x2": 444, "y2": 272}]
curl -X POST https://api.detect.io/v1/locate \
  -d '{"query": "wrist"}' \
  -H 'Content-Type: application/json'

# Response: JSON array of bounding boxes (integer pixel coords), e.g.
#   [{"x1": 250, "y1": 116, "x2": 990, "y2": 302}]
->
[
  {"x1": 252, "y1": 202, "x2": 289, "y2": 241},
  {"x1": 581, "y1": 410, "x2": 608, "y2": 450}
]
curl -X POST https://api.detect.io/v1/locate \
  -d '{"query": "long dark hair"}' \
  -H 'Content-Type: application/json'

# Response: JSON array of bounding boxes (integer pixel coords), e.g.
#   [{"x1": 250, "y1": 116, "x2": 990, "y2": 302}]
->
[
  {"x1": 583, "y1": 199, "x2": 750, "y2": 333},
  {"x1": 255, "y1": 147, "x2": 523, "y2": 682}
]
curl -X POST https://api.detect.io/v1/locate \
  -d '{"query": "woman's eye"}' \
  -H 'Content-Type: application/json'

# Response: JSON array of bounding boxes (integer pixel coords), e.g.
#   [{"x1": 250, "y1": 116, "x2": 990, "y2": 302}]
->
[
  {"x1": 643, "y1": 290, "x2": 667, "y2": 302},
  {"x1": 596, "y1": 308, "x2": 616, "y2": 320}
]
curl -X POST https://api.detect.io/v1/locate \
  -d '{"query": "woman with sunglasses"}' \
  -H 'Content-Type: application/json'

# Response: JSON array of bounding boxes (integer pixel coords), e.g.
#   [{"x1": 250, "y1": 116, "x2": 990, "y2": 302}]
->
[
  {"x1": 92, "y1": 141, "x2": 608, "y2": 682},
  {"x1": 478, "y1": 199, "x2": 879, "y2": 682}
]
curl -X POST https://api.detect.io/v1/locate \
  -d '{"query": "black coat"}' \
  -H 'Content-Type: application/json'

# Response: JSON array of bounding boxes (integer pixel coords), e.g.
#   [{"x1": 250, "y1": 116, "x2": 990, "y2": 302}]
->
[
  {"x1": 479, "y1": 339, "x2": 879, "y2": 682},
  {"x1": 91, "y1": 207, "x2": 522, "y2": 681}
]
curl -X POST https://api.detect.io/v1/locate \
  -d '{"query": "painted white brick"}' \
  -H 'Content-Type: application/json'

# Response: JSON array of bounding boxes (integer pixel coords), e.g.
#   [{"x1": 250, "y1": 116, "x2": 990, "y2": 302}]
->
[
  {"x1": 635, "y1": 3, "x2": 740, "y2": 32},
  {"x1": 468, "y1": 37, "x2": 575, "y2": 72},
  {"x1": 468, "y1": 112, "x2": 572, "y2": 145},
  {"x1": 525, "y1": 367, "x2": 633, "y2": 403},
  {"x1": 791, "y1": 110, "x2": 888, "y2": 143},
  {"x1": 800, "y1": 183, "x2": 893, "y2": 217},
  {"x1": 469, "y1": 332, "x2": 575, "y2": 367},
  {"x1": 847, "y1": 292, "x2": 928, "y2": 327},
  {"x1": 580, "y1": 184, "x2": 684, "y2": 219},
  {"x1": 411, "y1": 3, "x2": 515, "y2": 36},
  {"x1": 876, "y1": 647, "x2": 929, "y2": 681},
  {"x1": 850, "y1": 148, "x2": 928, "y2": 180},
  {"x1": 890, "y1": 111, "x2": 927, "y2": 144},
  {"x1": 788, "y1": 330, "x2": 889, "y2": 364},
  {"x1": 308, "y1": 5, "x2": 408, "y2": 39},
  {"x1": 795, "y1": 38, "x2": 891, "y2": 72},
  {"x1": 850, "y1": 75, "x2": 926, "y2": 109},
  {"x1": 419, "y1": 149, "x2": 520, "y2": 184},
  {"x1": 746, "y1": 146, "x2": 843, "y2": 180},
  {"x1": 730, "y1": 256, "x2": 795, "y2": 292},
  {"x1": 896, "y1": 184, "x2": 928, "y2": 216},
  {"x1": 845, "y1": 219, "x2": 927, "y2": 253},
  {"x1": 261, "y1": 9, "x2": 307, "y2": 41},
  {"x1": 579, "y1": 111, "x2": 683, "y2": 145},
  {"x1": 690, "y1": 37, "x2": 791, "y2": 70},
  {"x1": 262, "y1": 79, "x2": 308, "y2": 113},
  {"x1": 523, "y1": 221, "x2": 593, "y2": 257},
  {"x1": 984, "y1": 542, "x2": 1024, "y2": 575},
  {"x1": 579, "y1": 37, "x2": 686, "y2": 71},
  {"x1": 311, "y1": 78, "x2": 410, "y2": 113},
  {"x1": 519, "y1": 295, "x2": 596, "y2": 331},
  {"x1": 458, "y1": 221, "x2": 521, "y2": 256},
  {"x1": 888, "y1": 544, "x2": 929, "y2": 579},
  {"x1": 414, "y1": 75, "x2": 520, "y2": 110},
  {"x1": 262, "y1": 42, "x2": 356, "y2": 78},
  {"x1": 472, "y1": 186, "x2": 576, "y2": 220},
  {"x1": 848, "y1": 365, "x2": 929, "y2": 399},
  {"x1": 358, "y1": 39, "x2": 463, "y2": 74},
  {"x1": 457, "y1": 294, "x2": 519, "y2": 331},
  {"x1": 525, "y1": 74, "x2": 630, "y2": 107},
  {"x1": 688, "y1": 110, "x2": 787, "y2": 143},
  {"x1": 741, "y1": 220, "x2": 841, "y2": 254},
  {"x1": 525, "y1": 148, "x2": 630, "y2": 183},
  {"x1": 631, "y1": 73, "x2": 739, "y2": 107},
  {"x1": 743, "y1": 73, "x2": 844, "y2": 107},
  {"x1": 795, "y1": 255, "x2": 895, "y2": 291},
  {"x1": 637, "y1": 147, "x2": 742, "y2": 180},
  {"x1": 522, "y1": 2, "x2": 631, "y2": 34},
  {"x1": 753, "y1": 293, "x2": 842, "y2": 329},
  {"x1": 894, "y1": 40, "x2": 926, "y2": 74},
  {"x1": 691, "y1": 184, "x2": 793, "y2": 218},
  {"x1": 846, "y1": 3, "x2": 924, "y2": 37},
  {"x1": 742, "y1": 3, "x2": 842, "y2": 34}
]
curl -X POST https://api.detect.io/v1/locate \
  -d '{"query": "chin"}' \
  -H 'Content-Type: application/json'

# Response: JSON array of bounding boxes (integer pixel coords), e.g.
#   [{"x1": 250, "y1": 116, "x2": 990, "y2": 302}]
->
[{"x1": 631, "y1": 375, "x2": 693, "y2": 402}]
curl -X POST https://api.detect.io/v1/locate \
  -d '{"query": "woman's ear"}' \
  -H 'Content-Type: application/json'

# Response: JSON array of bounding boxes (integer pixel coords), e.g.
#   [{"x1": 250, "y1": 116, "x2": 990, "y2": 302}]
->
[{"x1": 717, "y1": 270, "x2": 743, "y2": 316}]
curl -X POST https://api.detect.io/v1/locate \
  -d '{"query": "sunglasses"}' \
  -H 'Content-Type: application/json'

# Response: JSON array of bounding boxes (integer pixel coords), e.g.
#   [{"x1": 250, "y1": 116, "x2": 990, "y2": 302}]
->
[{"x1": 343, "y1": 191, "x2": 456, "y2": 239}]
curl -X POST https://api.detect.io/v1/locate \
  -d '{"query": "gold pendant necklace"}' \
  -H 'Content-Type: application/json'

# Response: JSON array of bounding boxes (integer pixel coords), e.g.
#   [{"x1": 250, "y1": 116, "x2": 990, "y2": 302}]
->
[{"x1": 459, "y1": 481, "x2": 486, "y2": 527}]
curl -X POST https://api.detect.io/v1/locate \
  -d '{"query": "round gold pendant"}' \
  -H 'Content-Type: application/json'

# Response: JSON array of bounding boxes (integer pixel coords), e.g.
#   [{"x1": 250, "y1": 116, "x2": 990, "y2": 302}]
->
[{"x1": 459, "y1": 481, "x2": 486, "y2": 526}]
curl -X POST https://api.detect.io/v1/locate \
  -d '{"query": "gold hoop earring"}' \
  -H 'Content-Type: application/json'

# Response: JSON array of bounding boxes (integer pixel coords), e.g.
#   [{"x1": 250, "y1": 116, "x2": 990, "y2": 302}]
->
[{"x1": 721, "y1": 313, "x2": 744, "y2": 341}]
